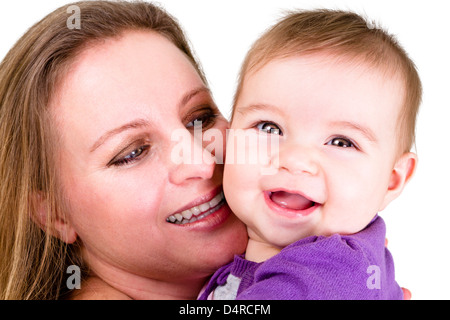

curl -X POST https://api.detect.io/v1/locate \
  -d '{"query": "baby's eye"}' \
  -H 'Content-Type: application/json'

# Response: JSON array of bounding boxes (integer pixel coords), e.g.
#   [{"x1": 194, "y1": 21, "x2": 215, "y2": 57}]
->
[
  {"x1": 256, "y1": 122, "x2": 283, "y2": 135},
  {"x1": 326, "y1": 137, "x2": 354, "y2": 148}
]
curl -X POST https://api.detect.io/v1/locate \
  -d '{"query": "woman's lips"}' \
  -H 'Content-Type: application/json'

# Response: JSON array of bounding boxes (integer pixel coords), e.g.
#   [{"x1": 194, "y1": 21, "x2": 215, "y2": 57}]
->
[
  {"x1": 166, "y1": 191, "x2": 225, "y2": 225},
  {"x1": 264, "y1": 190, "x2": 319, "y2": 218}
]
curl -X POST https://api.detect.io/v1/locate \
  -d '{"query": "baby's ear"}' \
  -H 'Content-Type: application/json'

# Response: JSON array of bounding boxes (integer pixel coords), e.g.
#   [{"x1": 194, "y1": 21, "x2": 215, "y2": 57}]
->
[
  {"x1": 379, "y1": 152, "x2": 417, "y2": 211},
  {"x1": 31, "y1": 192, "x2": 78, "y2": 244}
]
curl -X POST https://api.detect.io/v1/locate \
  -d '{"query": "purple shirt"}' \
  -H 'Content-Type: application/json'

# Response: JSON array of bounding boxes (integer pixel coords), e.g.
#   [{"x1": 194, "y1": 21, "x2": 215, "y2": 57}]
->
[{"x1": 199, "y1": 216, "x2": 403, "y2": 300}]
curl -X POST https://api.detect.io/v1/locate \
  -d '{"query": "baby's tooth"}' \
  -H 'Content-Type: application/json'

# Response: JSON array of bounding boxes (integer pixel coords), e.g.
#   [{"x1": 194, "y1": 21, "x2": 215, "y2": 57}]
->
[
  {"x1": 168, "y1": 215, "x2": 176, "y2": 223},
  {"x1": 174, "y1": 213, "x2": 183, "y2": 222}
]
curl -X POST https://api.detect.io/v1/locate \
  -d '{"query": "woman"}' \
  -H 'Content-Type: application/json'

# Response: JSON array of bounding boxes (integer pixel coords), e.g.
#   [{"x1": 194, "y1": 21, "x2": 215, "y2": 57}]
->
[{"x1": 0, "y1": 1, "x2": 247, "y2": 299}]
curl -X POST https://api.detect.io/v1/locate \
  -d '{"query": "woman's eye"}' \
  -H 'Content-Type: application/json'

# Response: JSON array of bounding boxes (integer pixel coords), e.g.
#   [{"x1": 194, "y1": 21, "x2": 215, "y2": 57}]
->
[
  {"x1": 327, "y1": 137, "x2": 354, "y2": 148},
  {"x1": 186, "y1": 109, "x2": 217, "y2": 130},
  {"x1": 109, "y1": 145, "x2": 150, "y2": 167},
  {"x1": 256, "y1": 122, "x2": 282, "y2": 135}
]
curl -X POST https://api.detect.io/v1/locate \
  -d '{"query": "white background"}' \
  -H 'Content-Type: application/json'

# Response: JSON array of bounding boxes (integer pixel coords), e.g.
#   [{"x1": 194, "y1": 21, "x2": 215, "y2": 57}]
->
[{"x1": 1, "y1": 0, "x2": 449, "y2": 299}]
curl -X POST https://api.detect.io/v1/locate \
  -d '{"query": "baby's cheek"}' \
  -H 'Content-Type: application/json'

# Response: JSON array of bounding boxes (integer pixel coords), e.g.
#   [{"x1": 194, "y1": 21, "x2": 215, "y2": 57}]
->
[
  {"x1": 327, "y1": 180, "x2": 380, "y2": 233},
  {"x1": 223, "y1": 163, "x2": 255, "y2": 217},
  {"x1": 223, "y1": 163, "x2": 240, "y2": 204}
]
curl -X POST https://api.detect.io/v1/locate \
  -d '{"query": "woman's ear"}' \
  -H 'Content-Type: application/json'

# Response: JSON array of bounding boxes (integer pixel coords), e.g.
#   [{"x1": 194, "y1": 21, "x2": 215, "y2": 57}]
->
[
  {"x1": 380, "y1": 152, "x2": 418, "y2": 211},
  {"x1": 31, "y1": 192, "x2": 78, "y2": 244}
]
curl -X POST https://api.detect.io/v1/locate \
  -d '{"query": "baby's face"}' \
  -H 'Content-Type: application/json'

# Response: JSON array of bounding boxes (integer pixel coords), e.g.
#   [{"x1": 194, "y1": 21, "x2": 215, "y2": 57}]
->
[{"x1": 224, "y1": 54, "x2": 406, "y2": 248}]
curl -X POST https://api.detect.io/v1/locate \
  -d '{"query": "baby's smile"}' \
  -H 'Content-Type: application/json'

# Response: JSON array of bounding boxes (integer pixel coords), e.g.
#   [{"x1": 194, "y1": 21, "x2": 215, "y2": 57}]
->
[
  {"x1": 268, "y1": 190, "x2": 316, "y2": 211},
  {"x1": 263, "y1": 190, "x2": 320, "y2": 219}
]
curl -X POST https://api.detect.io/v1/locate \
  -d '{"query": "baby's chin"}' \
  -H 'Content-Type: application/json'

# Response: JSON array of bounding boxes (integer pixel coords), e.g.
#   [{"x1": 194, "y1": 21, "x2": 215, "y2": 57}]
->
[
  {"x1": 251, "y1": 226, "x2": 316, "y2": 249},
  {"x1": 254, "y1": 218, "x2": 372, "y2": 249}
]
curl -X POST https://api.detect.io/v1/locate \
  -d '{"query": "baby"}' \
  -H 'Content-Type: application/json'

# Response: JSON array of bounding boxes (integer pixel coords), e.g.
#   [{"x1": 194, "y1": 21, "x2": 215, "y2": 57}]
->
[{"x1": 199, "y1": 9, "x2": 421, "y2": 299}]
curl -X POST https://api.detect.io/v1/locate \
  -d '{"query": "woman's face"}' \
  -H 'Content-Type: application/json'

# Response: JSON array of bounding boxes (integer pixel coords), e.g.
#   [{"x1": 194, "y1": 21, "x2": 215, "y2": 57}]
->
[{"x1": 50, "y1": 31, "x2": 247, "y2": 286}]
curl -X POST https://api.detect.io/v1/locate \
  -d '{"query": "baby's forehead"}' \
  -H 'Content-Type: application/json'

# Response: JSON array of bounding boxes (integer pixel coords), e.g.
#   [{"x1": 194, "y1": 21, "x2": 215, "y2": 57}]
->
[
  {"x1": 240, "y1": 53, "x2": 406, "y2": 104},
  {"x1": 248, "y1": 51, "x2": 404, "y2": 83}
]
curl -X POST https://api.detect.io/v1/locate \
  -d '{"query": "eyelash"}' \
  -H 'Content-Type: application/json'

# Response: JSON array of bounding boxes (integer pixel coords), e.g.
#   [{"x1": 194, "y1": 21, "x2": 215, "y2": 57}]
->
[
  {"x1": 254, "y1": 121, "x2": 283, "y2": 135},
  {"x1": 109, "y1": 144, "x2": 151, "y2": 167},
  {"x1": 326, "y1": 136, "x2": 359, "y2": 150},
  {"x1": 185, "y1": 107, "x2": 219, "y2": 131}
]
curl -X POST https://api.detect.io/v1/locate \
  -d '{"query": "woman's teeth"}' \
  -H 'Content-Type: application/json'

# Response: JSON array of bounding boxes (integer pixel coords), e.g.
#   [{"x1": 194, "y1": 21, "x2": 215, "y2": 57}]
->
[{"x1": 166, "y1": 192, "x2": 225, "y2": 225}]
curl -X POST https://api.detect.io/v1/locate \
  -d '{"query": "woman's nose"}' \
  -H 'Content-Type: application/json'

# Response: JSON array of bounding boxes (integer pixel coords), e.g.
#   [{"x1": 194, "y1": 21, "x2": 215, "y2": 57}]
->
[
  {"x1": 167, "y1": 130, "x2": 217, "y2": 185},
  {"x1": 275, "y1": 142, "x2": 320, "y2": 176}
]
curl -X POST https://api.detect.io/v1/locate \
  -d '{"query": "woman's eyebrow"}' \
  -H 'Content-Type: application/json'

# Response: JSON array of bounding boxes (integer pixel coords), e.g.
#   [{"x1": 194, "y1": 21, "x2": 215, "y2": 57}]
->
[
  {"x1": 178, "y1": 86, "x2": 211, "y2": 109},
  {"x1": 90, "y1": 119, "x2": 149, "y2": 153},
  {"x1": 90, "y1": 87, "x2": 211, "y2": 153}
]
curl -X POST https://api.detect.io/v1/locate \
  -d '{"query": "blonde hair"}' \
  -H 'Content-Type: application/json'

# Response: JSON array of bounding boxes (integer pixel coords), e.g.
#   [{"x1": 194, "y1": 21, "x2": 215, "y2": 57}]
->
[
  {"x1": 0, "y1": 0, "x2": 206, "y2": 300},
  {"x1": 232, "y1": 9, "x2": 422, "y2": 154}
]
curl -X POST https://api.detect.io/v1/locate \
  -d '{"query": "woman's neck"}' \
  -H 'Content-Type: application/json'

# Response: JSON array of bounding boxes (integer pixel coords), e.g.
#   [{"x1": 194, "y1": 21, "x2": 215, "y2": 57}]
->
[
  {"x1": 70, "y1": 271, "x2": 207, "y2": 300},
  {"x1": 71, "y1": 250, "x2": 207, "y2": 300}
]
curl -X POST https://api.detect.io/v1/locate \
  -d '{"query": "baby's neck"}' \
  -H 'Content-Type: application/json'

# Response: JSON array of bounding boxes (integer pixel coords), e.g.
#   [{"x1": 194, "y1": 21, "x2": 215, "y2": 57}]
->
[{"x1": 245, "y1": 238, "x2": 282, "y2": 263}]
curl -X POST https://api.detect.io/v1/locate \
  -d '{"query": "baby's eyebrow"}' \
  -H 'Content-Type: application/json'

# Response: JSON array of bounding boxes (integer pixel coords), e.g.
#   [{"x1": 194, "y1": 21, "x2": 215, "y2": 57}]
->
[
  {"x1": 236, "y1": 103, "x2": 285, "y2": 116},
  {"x1": 330, "y1": 120, "x2": 377, "y2": 142}
]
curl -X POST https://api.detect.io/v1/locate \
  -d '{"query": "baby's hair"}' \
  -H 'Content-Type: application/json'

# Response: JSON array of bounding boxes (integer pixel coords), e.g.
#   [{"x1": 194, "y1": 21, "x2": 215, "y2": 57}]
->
[{"x1": 232, "y1": 9, "x2": 422, "y2": 154}]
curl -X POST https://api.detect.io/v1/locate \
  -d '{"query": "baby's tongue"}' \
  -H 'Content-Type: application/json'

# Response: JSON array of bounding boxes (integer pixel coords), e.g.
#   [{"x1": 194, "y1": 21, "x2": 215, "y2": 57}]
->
[{"x1": 270, "y1": 191, "x2": 313, "y2": 210}]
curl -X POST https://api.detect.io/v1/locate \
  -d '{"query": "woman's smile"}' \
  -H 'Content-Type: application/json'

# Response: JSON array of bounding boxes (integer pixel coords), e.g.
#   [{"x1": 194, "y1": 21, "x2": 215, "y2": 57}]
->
[{"x1": 167, "y1": 190, "x2": 226, "y2": 225}]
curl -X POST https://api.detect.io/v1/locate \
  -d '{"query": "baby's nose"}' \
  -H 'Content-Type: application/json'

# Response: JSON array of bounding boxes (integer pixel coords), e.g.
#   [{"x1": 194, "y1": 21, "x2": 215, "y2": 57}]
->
[{"x1": 276, "y1": 143, "x2": 320, "y2": 176}]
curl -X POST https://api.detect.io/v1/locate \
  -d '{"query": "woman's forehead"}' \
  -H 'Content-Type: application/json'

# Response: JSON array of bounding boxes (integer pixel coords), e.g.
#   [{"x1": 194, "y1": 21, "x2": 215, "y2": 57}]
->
[{"x1": 46, "y1": 31, "x2": 209, "y2": 163}]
